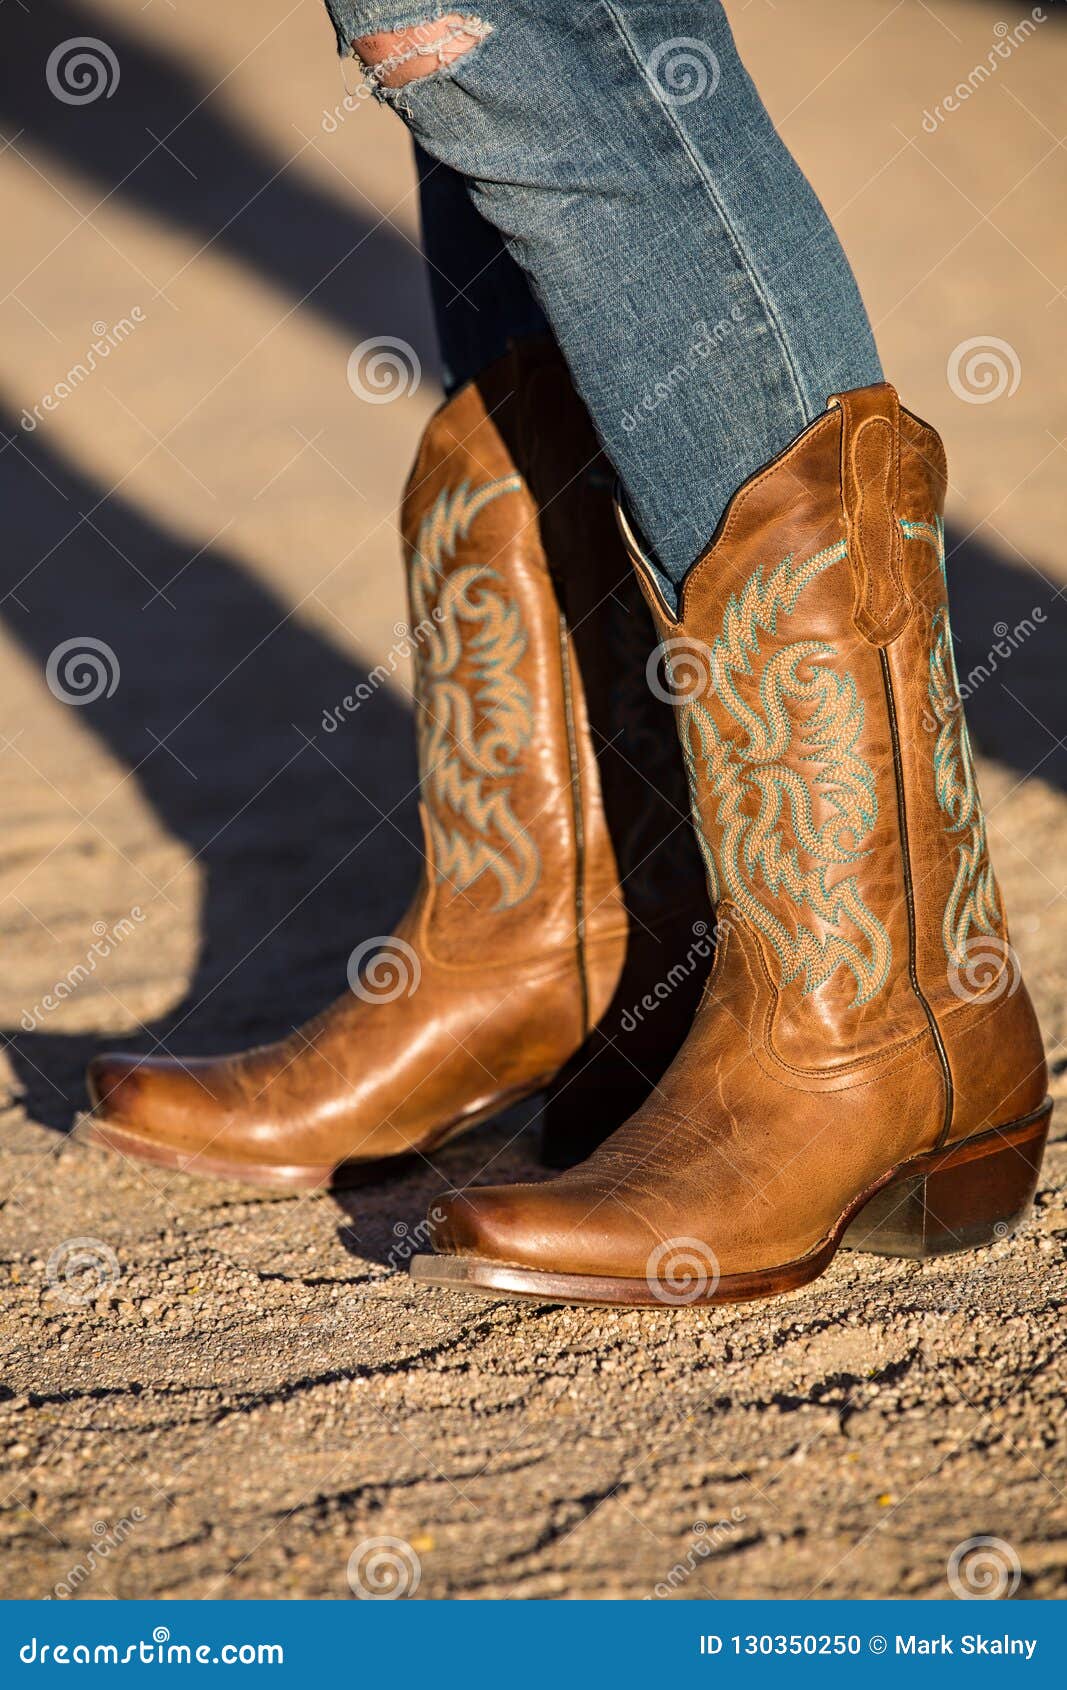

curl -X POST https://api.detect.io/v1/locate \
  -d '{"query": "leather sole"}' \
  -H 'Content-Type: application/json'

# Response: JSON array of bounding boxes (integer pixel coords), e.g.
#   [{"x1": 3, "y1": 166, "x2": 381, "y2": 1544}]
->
[
  {"x1": 75, "y1": 1076, "x2": 555, "y2": 1193},
  {"x1": 409, "y1": 1101, "x2": 1052, "y2": 1307}
]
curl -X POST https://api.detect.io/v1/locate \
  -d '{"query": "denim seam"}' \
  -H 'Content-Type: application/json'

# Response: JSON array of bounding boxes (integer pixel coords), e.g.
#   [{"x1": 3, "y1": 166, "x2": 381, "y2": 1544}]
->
[{"x1": 600, "y1": 0, "x2": 811, "y2": 434}]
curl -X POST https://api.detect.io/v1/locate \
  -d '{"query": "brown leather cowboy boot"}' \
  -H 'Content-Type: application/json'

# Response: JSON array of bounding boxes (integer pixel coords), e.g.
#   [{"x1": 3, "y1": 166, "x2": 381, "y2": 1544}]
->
[
  {"x1": 83, "y1": 342, "x2": 709, "y2": 1190},
  {"x1": 412, "y1": 382, "x2": 1051, "y2": 1303}
]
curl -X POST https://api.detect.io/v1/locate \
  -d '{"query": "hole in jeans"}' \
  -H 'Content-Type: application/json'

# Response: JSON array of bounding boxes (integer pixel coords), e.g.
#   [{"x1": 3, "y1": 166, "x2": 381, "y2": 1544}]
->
[{"x1": 353, "y1": 14, "x2": 490, "y2": 89}]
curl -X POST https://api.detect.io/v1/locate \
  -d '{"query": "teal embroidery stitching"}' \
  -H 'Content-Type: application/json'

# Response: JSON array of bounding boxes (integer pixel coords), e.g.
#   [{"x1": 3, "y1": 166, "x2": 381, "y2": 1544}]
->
[
  {"x1": 409, "y1": 474, "x2": 540, "y2": 910},
  {"x1": 900, "y1": 517, "x2": 941, "y2": 550},
  {"x1": 901, "y1": 516, "x2": 1002, "y2": 961},
  {"x1": 675, "y1": 540, "x2": 892, "y2": 1006}
]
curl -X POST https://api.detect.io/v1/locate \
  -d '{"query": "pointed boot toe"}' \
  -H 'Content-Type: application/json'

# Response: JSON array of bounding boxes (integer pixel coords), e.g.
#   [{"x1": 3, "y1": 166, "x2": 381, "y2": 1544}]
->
[
  {"x1": 425, "y1": 1187, "x2": 517, "y2": 1258},
  {"x1": 412, "y1": 1173, "x2": 680, "y2": 1303},
  {"x1": 82, "y1": 1052, "x2": 253, "y2": 1180},
  {"x1": 86, "y1": 1051, "x2": 142, "y2": 1115}
]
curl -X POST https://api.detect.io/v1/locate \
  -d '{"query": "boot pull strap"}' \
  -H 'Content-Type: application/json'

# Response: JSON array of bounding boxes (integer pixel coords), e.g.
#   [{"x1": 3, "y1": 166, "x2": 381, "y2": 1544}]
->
[{"x1": 830, "y1": 384, "x2": 912, "y2": 645}]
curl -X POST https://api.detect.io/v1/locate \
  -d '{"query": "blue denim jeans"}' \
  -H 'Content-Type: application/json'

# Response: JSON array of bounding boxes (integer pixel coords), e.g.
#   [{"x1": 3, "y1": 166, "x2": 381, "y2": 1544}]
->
[
  {"x1": 412, "y1": 143, "x2": 550, "y2": 395},
  {"x1": 325, "y1": 1, "x2": 882, "y2": 593}
]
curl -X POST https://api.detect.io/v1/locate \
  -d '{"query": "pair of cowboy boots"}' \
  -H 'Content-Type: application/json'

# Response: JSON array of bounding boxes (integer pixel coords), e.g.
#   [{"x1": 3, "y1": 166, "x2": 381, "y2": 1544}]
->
[
  {"x1": 84, "y1": 342, "x2": 710, "y2": 1188},
  {"x1": 86, "y1": 353, "x2": 1050, "y2": 1310},
  {"x1": 409, "y1": 380, "x2": 1050, "y2": 1305}
]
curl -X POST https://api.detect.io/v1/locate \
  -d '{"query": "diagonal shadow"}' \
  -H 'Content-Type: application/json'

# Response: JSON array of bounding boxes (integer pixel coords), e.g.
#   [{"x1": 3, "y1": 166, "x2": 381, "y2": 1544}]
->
[
  {"x1": 2, "y1": 0, "x2": 438, "y2": 365},
  {"x1": 0, "y1": 407, "x2": 420, "y2": 1130},
  {"x1": 943, "y1": 523, "x2": 1067, "y2": 797}
]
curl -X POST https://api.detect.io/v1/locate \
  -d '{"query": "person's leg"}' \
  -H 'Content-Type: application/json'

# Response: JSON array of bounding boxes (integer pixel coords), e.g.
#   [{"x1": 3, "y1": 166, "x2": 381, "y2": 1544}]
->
[
  {"x1": 327, "y1": 2, "x2": 550, "y2": 390},
  {"x1": 325, "y1": 0, "x2": 882, "y2": 597},
  {"x1": 302, "y1": 2, "x2": 1049, "y2": 1309},
  {"x1": 413, "y1": 144, "x2": 550, "y2": 393}
]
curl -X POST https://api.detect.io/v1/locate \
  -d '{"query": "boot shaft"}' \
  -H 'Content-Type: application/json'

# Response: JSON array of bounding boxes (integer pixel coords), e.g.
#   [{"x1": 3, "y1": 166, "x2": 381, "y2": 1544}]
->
[
  {"x1": 400, "y1": 341, "x2": 707, "y2": 1003},
  {"x1": 618, "y1": 383, "x2": 1045, "y2": 1132}
]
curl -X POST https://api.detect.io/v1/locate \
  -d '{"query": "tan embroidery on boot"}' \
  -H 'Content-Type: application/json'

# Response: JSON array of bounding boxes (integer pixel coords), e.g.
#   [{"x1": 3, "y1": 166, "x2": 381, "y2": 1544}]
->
[
  {"x1": 902, "y1": 517, "x2": 1002, "y2": 962},
  {"x1": 675, "y1": 541, "x2": 892, "y2": 1006},
  {"x1": 409, "y1": 475, "x2": 540, "y2": 911}
]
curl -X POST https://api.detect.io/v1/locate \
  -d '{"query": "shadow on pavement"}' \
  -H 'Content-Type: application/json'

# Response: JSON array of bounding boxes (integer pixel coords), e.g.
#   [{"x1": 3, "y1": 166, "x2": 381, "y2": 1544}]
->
[
  {"x1": 1, "y1": 0, "x2": 438, "y2": 368},
  {"x1": 0, "y1": 408, "x2": 420, "y2": 1130}
]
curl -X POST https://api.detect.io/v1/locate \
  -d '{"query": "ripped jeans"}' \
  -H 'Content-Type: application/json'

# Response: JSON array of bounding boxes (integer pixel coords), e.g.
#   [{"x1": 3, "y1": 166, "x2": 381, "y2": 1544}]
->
[{"x1": 324, "y1": 0, "x2": 882, "y2": 588}]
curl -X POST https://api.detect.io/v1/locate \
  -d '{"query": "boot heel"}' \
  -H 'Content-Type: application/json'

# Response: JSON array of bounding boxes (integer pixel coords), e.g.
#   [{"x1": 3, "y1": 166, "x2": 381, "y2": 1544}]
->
[{"x1": 843, "y1": 1103, "x2": 1051, "y2": 1260}]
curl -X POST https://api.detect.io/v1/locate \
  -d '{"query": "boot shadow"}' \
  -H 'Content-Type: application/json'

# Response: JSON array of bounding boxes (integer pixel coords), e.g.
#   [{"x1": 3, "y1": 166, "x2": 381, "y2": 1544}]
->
[
  {"x1": 331, "y1": 1098, "x2": 551, "y2": 1271},
  {"x1": 942, "y1": 523, "x2": 1067, "y2": 795},
  {"x1": 0, "y1": 408, "x2": 419, "y2": 1132}
]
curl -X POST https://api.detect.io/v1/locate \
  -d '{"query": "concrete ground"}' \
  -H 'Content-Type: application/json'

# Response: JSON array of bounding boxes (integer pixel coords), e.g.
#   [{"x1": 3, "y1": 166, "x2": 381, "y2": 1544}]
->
[{"x1": 1, "y1": 0, "x2": 1065, "y2": 1599}]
